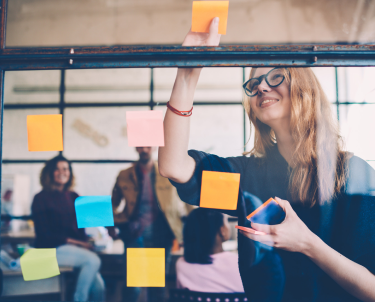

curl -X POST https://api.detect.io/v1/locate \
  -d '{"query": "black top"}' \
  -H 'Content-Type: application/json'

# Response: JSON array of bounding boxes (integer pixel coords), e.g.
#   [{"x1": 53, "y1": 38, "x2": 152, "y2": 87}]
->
[
  {"x1": 32, "y1": 190, "x2": 87, "y2": 248},
  {"x1": 170, "y1": 146, "x2": 375, "y2": 302}
]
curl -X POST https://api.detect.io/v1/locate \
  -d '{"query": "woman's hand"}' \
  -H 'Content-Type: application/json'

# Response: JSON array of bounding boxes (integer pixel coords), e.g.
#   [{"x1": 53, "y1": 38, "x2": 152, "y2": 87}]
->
[
  {"x1": 239, "y1": 197, "x2": 317, "y2": 254},
  {"x1": 66, "y1": 238, "x2": 94, "y2": 250},
  {"x1": 182, "y1": 17, "x2": 221, "y2": 47}
]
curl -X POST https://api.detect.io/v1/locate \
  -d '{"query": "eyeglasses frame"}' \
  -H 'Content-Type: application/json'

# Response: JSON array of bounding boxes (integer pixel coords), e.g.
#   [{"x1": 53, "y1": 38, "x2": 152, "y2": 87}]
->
[{"x1": 243, "y1": 67, "x2": 287, "y2": 97}]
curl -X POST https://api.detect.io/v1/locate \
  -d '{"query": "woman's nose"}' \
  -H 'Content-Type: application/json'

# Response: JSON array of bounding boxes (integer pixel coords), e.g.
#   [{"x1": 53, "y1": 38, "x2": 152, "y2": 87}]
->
[{"x1": 257, "y1": 78, "x2": 271, "y2": 93}]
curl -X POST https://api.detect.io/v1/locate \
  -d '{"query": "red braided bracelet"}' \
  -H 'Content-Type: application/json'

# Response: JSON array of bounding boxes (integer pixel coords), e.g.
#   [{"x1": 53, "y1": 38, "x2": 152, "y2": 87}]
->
[{"x1": 166, "y1": 101, "x2": 193, "y2": 117}]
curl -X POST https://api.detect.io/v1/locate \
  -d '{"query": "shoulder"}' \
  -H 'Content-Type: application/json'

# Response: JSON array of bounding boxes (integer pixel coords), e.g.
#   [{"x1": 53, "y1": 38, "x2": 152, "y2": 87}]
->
[
  {"x1": 68, "y1": 191, "x2": 79, "y2": 199},
  {"x1": 346, "y1": 155, "x2": 375, "y2": 196},
  {"x1": 32, "y1": 190, "x2": 50, "y2": 210},
  {"x1": 213, "y1": 251, "x2": 239, "y2": 262},
  {"x1": 117, "y1": 166, "x2": 135, "y2": 179},
  {"x1": 176, "y1": 257, "x2": 189, "y2": 270}
]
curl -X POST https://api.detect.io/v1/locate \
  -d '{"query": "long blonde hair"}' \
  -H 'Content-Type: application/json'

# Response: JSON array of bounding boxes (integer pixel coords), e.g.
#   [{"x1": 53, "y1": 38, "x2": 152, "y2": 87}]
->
[{"x1": 243, "y1": 67, "x2": 348, "y2": 206}]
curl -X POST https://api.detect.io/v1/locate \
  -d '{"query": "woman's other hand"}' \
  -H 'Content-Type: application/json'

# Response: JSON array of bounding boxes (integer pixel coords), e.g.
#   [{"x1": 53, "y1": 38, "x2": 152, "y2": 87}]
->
[
  {"x1": 239, "y1": 197, "x2": 317, "y2": 254},
  {"x1": 182, "y1": 17, "x2": 221, "y2": 47}
]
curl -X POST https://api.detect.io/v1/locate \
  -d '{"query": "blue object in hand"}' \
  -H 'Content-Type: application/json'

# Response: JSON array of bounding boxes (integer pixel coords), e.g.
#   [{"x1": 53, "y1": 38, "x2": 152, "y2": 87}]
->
[
  {"x1": 247, "y1": 198, "x2": 286, "y2": 225},
  {"x1": 75, "y1": 195, "x2": 114, "y2": 228}
]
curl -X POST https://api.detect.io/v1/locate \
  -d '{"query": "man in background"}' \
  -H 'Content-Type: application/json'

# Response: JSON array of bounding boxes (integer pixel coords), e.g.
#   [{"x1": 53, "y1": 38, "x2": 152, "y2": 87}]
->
[{"x1": 108, "y1": 147, "x2": 191, "y2": 302}]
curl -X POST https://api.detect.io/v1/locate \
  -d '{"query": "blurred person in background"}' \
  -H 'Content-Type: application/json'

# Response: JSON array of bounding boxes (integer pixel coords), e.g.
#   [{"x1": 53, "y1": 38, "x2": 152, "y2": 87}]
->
[
  {"x1": 176, "y1": 208, "x2": 244, "y2": 293},
  {"x1": 108, "y1": 146, "x2": 191, "y2": 302},
  {"x1": 32, "y1": 155, "x2": 105, "y2": 302}
]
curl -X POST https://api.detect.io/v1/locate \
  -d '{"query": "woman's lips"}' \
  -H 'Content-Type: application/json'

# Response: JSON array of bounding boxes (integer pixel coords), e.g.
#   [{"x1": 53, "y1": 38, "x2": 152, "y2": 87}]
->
[{"x1": 260, "y1": 99, "x2": 279, "y2": 108}]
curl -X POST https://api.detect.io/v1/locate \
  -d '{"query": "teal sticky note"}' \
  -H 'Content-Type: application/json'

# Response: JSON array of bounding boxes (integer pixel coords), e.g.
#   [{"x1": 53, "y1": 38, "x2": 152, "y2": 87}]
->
[{"x1": 75, "y1": 195, "x2": 114, "y2": 228}]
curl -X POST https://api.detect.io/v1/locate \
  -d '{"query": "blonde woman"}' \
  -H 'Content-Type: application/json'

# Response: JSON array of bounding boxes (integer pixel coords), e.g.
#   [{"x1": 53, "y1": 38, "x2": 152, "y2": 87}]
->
[{"x1": 159, "y1": 18, "x2": 375, "y2": 302}]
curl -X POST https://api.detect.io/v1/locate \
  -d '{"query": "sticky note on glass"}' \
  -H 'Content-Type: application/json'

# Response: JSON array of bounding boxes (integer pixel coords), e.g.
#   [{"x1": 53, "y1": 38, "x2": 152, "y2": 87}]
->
[
  {"x1": 126, "y1": 111, "x2": 164, "y2": 147},
  {"x1": 27, "y1": 114, "x2": 63, "y2": 152},
  {"x1": 192, "y1": 1, "x2": 229, "y2": 35},
  {"x1": 75, "y1": 195, "x2": 114, "y2": 228},
  {"x1": 20, "y1": 248, "x2": 60, "y2": 281},
  {"x1": 200, "y1": 171, "x2": 240, "y2": 210},
  {"x1": 127, "y1": 248, "x2": 165, "y2": 287}
]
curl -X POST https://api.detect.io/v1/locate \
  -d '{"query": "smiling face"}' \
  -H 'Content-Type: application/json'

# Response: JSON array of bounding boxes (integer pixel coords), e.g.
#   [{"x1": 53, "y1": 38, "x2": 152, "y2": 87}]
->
[
  {"x1": 53, "y1": 161, "x2": 71, "y2": 187},
  {"x1": 249, "y1": 67, "x2": 292, "y2": 129}
]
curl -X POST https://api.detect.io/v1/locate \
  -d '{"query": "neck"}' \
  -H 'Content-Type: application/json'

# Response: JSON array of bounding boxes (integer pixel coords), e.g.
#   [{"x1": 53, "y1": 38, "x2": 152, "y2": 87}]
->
[
  {"x1": 211, "y1": 243, "x2": 224, "y2": 255},
  {"x1": 53, "y1": 184, "x2": 65, "y2": 192},
  {"x1": 139, "y1": 159, "x2": 153, "y2": 171},
  {"x1": 273, "y1": 121, "x2": 294, "y2": 165}
]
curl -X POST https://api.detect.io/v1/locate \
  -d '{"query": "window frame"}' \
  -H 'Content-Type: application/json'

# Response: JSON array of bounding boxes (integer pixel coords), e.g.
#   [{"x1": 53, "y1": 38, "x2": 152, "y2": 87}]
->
[{"x1": 1, "y1": 0, "x2": 375, "y2": 210}]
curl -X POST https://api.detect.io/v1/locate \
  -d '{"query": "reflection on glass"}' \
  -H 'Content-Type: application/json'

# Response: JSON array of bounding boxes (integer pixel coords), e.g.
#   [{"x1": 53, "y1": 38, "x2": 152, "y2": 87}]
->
[
  {"x1": 4, "y1": 71, "x2": 60, "y2": 104},
  {"x1": 63, "y1": 107, "x2": 146, "y2": 160},
  {"x1": 65, "y1": 69, "x2": 150, "y2": 103},
  {"x1": 3, "y1": 109, "x2": 60, "y2": 159},
  {"x1": 154, "y1": 68, "x2": 242, "y2": 103}
]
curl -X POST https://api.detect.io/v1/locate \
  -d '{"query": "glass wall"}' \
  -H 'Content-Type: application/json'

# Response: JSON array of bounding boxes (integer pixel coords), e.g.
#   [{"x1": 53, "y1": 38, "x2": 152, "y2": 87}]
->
[{"x1": 3, "y1": 67, "x2": 375, "y2": 207}]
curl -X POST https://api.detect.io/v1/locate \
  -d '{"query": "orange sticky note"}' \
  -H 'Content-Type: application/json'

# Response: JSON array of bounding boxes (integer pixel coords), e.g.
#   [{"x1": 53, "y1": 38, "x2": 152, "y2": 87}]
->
[
  {"x1": 192, "y1": 1, "x2": 229, "y2": 35},
  {"x1": 200, "y1": 171, "x2": 240, "y2": 210},
  {"x1": 127, "y1": 248, "x2": 165, "y2": 287},
  {"x1": 27, "y1": 115, "x2": 63, "y2": 152},
  {"x1": 126, "y1": 111, "x2": 164, "y2": 147}
]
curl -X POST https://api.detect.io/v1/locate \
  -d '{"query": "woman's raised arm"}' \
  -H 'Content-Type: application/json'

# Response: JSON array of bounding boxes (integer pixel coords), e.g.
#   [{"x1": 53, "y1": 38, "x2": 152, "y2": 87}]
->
[{"x1": 158, "y1": 18, "x2": 221, "y2": 183}]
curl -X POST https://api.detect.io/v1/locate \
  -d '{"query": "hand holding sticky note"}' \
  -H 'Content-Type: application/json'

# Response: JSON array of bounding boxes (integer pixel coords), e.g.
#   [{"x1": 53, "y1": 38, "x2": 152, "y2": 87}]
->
[
  {"x1": 200, "y1": 171, "x2": 240, "y2": 210},
  {"x1": 20, "y1": 248, "x2": 60, "y2": 281},
  {"x1": 75, "y1": 195, "x2": 114, "y2": 228},
  {"x1": 27, "y1": 114, "x2": 63, "y2": 152},
  {"x1": 126, "y1": 110, "x2": 164, "y2": 147},
  {"x1": 127, "y1": 248, "x2": 165, "y2": 287},
  {"x1": 192, "y1": 1, "x2": 229, "y2": 35},
  {"x1": 246, "y1": 197, "x2": 286, "y2": 225}
]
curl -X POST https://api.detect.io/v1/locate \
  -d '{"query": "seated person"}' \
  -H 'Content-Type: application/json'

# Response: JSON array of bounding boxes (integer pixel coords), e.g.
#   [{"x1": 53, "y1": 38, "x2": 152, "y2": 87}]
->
[
  {"x1": 176, "y1": 208, "x2": 244, "y2": 293},
  {"x1": 31, "y1": 155, "x2": 105, "y2": 302}
]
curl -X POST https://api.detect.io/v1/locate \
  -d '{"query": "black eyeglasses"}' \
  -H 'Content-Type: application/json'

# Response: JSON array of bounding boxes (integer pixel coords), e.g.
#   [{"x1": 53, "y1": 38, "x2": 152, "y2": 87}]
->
[{"x1": 243, "y1": 68, "x2": 287, "y2": 97}]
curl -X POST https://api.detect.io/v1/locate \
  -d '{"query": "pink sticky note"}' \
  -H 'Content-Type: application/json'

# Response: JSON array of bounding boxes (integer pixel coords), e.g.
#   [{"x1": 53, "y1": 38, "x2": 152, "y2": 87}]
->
[{"x1": 126, "y1": 111, "x2": 164, "y2": 147}]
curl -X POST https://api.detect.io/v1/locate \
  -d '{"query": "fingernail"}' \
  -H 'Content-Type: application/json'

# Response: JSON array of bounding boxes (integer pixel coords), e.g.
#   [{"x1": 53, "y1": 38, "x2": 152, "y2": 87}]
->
[{"x1": 214, "y1": 17, "x2": 219, "y2": 24}]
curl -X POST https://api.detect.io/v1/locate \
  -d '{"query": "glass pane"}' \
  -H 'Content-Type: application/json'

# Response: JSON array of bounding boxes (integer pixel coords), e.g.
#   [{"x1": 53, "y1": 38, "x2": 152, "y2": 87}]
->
[
  {"x1": 65, "y1": 69, "x2": 150, "y2": 103},
  {"x1": 1, "y1": 163, "x2": 45, "y2": 216},
  {"x1": 8, "y1": 0, "x2": 375, "y2": 46},
  {"x1": 312, "y1": 68, "x2": 336, "y2": 103},
  {"x1": 337, "y1": 67, "x2": 375, "y2": 103},
  {"x1": 340, "y1": 104, "x2": 375, "y2": 161},
  {"x1": 72, "y1": 163, "x2": 133, "y2": 196},
  {"x1": 154, "y1": 67, "x2": 243, "y2": 103},
  {"x1": 63, "y1": 107, "x2": 148, "y2": 160},
  {"x1": 3, "y1": 109, "x2": 60, "y2": 160},
  {"x1": 4, "y1": 71, "x2": 60, "y2": 104}
]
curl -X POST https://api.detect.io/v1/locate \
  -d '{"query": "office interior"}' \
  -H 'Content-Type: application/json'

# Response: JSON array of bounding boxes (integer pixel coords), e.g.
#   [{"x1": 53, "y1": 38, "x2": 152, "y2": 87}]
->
[{"x1": 2, "y1": 0, "x2": 375, "y2": 301}]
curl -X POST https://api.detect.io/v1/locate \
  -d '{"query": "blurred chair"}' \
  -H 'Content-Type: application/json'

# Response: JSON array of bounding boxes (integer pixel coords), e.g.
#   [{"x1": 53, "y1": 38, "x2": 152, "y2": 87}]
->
[{"x1": 169, "y1": 289, "x2": 248, "y2": 302}]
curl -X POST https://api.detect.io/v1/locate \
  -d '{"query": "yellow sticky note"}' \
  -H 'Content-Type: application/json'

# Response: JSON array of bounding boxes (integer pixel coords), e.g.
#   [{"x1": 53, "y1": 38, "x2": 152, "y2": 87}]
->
[
  {"x1": 27, "y1": 114, "x2": 63, "y2": 151},
  {"x1": 127, "y1": 248, "x2": 165, "y2": 287},
  {"x1": 20, "y1": 248, "x2": 60, "y2": 281},
  {"x1": 200, "y1": 171, "x2": 240, "y2": 210},
  {"x1": 192, "y1": 1, "x2": 229, "y2": 35}
]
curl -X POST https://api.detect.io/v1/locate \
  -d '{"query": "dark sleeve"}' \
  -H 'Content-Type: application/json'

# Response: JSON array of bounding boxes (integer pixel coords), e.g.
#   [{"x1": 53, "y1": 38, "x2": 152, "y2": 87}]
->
[
  {"x1": 111, "y1": 176, "x2": 123, "y2": 211},
  {"x1": 339, "y1": 194, "x2": 375, "y2": 274},
  {"x1": 32, "y1": 193, "x2": 68, "y2": 248},
  {"x1": 169, "y1": 150, "x2": 243, "y2": 217}
]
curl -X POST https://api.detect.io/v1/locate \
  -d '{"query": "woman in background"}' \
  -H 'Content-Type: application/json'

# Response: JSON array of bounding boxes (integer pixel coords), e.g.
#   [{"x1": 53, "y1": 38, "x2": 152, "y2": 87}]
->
[
  {"x1": 32, "y1": 155, "x2": 105, "y2": 302},
  {"x1": 176, "y1": 208, "x2": 244, "y2": 293}
]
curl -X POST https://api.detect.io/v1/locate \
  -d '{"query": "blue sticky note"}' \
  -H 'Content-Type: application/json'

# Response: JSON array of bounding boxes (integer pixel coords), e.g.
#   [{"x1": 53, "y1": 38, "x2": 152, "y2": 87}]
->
[{"x1": 75, "y1": 195, "x2": 114, "y2": 228}]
